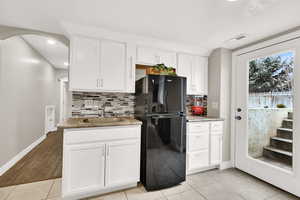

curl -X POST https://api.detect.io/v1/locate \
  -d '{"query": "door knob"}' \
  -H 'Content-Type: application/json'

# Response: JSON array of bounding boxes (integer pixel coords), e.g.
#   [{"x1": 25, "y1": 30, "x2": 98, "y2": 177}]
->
[{"x1": 235, "y1": 116, "x2": 242, "y2": 120}]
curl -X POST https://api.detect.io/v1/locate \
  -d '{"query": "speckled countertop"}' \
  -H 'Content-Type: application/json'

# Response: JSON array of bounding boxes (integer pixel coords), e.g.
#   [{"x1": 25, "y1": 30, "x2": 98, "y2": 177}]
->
[
  {"x1": 186, "y1": 115, "x2": 224, "y2": 122},
  {"x1": 58, "y1": 117, "x2": 142, "y2": 129}
]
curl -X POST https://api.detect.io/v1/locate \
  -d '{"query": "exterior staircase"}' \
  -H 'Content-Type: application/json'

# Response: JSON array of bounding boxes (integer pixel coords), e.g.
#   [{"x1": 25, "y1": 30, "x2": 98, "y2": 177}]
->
[{"x1": 263, "y1": 112, "x2": 293, "y2": 166}]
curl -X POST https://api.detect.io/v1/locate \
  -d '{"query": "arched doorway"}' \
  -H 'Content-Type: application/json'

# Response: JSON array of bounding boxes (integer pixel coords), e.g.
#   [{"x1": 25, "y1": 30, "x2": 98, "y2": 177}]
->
[{"x1": 0, "y1": 27, "x2": 70, "y2": 188}]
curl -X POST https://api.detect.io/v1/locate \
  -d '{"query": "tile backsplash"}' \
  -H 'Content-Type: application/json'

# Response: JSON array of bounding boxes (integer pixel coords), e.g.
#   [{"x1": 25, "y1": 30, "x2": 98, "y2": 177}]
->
[
  {"x1": 72, "y1": 92, "x2": 135, "y2": 117},
  {"x1": 72, "y1": 92, "x2": 207, "y2": 118}
]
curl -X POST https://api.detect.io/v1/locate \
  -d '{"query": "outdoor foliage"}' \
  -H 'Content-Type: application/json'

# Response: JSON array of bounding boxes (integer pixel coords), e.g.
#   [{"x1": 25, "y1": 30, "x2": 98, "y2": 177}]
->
[{"x1": 249, "y1": 54, "x2": 294, "y2": 93}]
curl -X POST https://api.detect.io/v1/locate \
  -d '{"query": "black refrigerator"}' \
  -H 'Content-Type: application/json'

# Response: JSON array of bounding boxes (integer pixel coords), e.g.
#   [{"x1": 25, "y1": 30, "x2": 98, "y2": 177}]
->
[{"x1": 135, "y1": 75, "x2": 187, "y2": 191}]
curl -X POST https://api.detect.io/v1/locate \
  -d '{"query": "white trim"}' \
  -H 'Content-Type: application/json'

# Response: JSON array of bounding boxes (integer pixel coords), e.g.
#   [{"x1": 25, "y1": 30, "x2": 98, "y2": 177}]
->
[
  {"x1": 231, "y1": 28, "x2": 300, "y2": 170},
  {"x1": 233, "y1": 30, "x2": 300, "y2": 56},
  {"x1": 62, "y1": 182, "x2": 137, "y2": 200},
  {"x1": 231, "y1": 53, "x2": 237, "y2": 168},
  {"x1": 187, "y1": 165, "x2": 219, "y2": 175},
  {"x1": 0, "y1": 135, "x2": 46, "y2": 176},
  {"x1": 219, "y1": 161, "x2": 233, "y2": 170}
]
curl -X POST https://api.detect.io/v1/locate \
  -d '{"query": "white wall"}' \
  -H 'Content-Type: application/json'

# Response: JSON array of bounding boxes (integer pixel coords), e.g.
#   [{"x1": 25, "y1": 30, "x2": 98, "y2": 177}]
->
[
  {"x1": 0, "y1": 36, "x2": 57, "y2": 167},
  {"x1": 54, "y1": 69, "x2": 71, "y2": 123},
  {"x1": 208, "y1": 48, "x2": 232, "y2": 162}
]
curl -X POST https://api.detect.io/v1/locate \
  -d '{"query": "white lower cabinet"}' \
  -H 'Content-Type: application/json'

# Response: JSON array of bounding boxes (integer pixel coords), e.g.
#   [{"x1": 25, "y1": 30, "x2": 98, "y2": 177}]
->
[
  {"x1": 187, "y1": 150, "x2": 209, "y2": 172},
  {"x1": 105, "y1": 140, "x2": 140, "y2": 187},
  {"x1": 62, "y1": 125, "x2": 141, "y2": 199},
  {"x1": 210, "y1": 133, "x2": 223, "y2": 166},
  {"x1": 186, "y1": 121, "x2": 223, "y2": 175},
  {"x1": 65, "y1": 143, "x2": 106, "y2": 193}
]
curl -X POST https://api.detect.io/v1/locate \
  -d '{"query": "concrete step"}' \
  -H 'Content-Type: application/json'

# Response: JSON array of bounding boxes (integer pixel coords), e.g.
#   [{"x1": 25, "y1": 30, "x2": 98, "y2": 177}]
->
[
  {"x1": 271, "y1": 137, "x2": 293, "y2": 143},
  {"x1": 263, "y1": 146, "x2": 292, "y2": 157},
  {"x1": 277, "y1": 128, "x2": 293, "y2": 140},
  {"x1": 288, "y1": 112, "x2": 293, "y2": 120},
  {"x1": 282, "y1": 119, "x2": 293, "y2": 129},
  {"x1": 278, "y1": 127, "x2": 293, "y2": 132},
  {"x1": 270, "y1": 136, "x2": 293, "y2": 152}
]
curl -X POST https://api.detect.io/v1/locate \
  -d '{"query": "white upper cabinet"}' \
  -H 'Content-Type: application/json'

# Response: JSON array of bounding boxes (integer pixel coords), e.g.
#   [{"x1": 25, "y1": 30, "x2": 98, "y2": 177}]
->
[
  {"x1": 69, "y1": 35, "x2": 135, "y2": 93},
  {"x1": 100, "y1": 40, "x2": 126, "y2": 92},
  {"x1": 177, "y1": 53, "x2": 208, "y2": 95},
  {"x1": 136, "y1": 46, "x2": 177, "y2": 68},
  {"x1": 177, "y1": 54, "x2": 193, "y2": 94},
  {"x1": 70, "y1": 36, "x2": 100, "y2": 90}
]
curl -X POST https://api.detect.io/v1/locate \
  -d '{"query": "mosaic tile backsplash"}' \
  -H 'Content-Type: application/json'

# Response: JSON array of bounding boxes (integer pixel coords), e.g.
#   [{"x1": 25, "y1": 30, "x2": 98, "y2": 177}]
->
[
  {"x1": 72, "y1": 92, "x2": 207, "y2": 118},
  {"x1": 72, "y1": 92, "x2": 135, "y2": 117}
]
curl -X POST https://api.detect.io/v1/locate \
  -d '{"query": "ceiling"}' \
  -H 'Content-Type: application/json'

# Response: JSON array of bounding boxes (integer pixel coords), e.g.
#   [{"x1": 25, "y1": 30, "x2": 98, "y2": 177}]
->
[
  {"x1": 1, "y1": 0, "x2": 300, "y2": 52},
  {"x1": 22, "y1": 35, "x2": 69, "y2": 69}
]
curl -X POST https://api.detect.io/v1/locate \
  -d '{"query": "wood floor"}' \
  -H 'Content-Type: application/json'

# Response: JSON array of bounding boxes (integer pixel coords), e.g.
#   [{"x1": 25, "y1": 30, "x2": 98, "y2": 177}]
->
[{"x1": 0, "y1": 131, "x2": 63, "y2": 187}]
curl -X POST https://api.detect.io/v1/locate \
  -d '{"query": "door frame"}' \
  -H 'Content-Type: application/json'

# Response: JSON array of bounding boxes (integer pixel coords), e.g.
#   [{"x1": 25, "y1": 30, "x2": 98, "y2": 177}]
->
[{"x1": 231, "y1": 29, "x2": 300, "y2": 196}]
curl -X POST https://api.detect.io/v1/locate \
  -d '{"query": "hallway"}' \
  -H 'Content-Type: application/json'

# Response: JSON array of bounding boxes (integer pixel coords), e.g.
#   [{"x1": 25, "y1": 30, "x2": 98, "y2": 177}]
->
[{"x1": 0, "y1": 131, "x2": 62, "y2": 187}]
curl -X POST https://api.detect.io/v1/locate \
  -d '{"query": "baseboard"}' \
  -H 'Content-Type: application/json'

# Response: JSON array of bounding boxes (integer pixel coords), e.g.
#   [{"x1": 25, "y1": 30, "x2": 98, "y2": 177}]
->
[
  {"x1": 219, "y1": 161, "x2": 233, "y2": 170},
  {"x1": 62, "y1": 182, "x2": 137, "y2": 200},
  {"x1": 187, "y1": 165, "x2": 219, "y2": 175},
  {"x1": 0, "y1": 134, "x2": 46, "y2": 176}
]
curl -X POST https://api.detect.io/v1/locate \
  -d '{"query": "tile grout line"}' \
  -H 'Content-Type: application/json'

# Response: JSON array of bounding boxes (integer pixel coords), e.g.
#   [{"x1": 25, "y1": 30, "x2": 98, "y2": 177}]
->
[
  {"x1": 45, "y1": 180, "x2": 55, "y2": 200},
  {"x1": 186, "y1": 182, "x2": 208, "y2": 200},
  {"x1": 124, "y1": 190, "x2": 129, "y2": 200},
  {"x1": 4, "y1": 185, "x2": 17, "y2": 200}
]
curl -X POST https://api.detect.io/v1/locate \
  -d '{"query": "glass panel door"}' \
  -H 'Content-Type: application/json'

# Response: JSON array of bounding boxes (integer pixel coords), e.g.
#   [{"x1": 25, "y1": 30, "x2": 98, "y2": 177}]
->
[
  {"x1": 248, "y1": 51, "x2": 294, "y2": 171},
  {"x1": 235, "y1": 38, "x2": 300, "y2": 197}
]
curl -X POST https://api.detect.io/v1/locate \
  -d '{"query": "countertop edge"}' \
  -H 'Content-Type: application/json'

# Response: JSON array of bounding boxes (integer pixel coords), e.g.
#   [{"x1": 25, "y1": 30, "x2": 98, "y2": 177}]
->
[{"x1": 186, "y1": 116, "x2": 225, "y2": 122}]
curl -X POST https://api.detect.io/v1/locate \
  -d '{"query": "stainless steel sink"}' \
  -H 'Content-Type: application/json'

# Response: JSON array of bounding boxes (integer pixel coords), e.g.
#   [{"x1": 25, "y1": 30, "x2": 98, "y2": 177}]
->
[{"x1": 79, "y1": 117, "x2": 125, "y2": 124}]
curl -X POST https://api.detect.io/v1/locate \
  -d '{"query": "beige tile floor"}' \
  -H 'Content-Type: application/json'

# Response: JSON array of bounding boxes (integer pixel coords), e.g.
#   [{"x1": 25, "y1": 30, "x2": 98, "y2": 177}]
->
[{"x1": 0, "y1": 169, "x2": 299, "y2": 200}]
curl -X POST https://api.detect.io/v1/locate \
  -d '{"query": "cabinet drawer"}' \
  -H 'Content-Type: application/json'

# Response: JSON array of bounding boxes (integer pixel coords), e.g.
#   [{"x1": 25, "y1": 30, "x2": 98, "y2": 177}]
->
[
  {"x1": 187, "y1": 150, "x2": 209, "y2": 171},
  {"x1": 188, "y1": 122, "x2": 209, "y2": 133},
  {"x1": 188, "y1": 134, "x2": 209, "y2": 152},
  {"x1": 64, "y1": 126, "x2": 141, "y2": 144},
  {"x1": 211, "y1": 121, "x2": 223, "y2": 132}
]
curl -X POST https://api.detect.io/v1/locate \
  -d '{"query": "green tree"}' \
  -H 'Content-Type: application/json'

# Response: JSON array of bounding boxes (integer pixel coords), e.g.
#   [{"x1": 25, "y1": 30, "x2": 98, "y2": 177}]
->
[{"x1": 249, "y1": 55, "x2": 293, "y2": 93}]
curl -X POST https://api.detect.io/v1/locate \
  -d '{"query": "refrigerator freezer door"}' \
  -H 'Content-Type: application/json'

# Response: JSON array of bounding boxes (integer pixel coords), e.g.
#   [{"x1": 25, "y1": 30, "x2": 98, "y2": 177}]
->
[
  {"x1": 148, "y1": 75, "x2": 186, "y2": 114},
  {"x1": 142, "y1": 116, "x2": 186, "y2": 191}
]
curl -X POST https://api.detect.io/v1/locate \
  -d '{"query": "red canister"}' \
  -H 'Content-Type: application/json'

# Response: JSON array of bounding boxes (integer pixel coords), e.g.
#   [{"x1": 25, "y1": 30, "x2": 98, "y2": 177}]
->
[{"x1": 191, "y1": 106, "x2": 204, "y2": 115}]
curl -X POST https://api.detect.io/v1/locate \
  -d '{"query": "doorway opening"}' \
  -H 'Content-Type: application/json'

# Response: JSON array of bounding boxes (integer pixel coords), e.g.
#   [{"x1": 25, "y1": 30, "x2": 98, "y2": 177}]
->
[{"x1": 0, "y1": 32, "x2": 69, "y2": 187}]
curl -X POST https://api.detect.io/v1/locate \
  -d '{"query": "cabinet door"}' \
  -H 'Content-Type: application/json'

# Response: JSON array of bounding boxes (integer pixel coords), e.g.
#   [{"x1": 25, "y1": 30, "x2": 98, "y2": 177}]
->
[
  {"x1": 136, "y1": 46, "x2": 158, "y2": 65},
  {"x1": 177, "y1": 53, "x2": 193, "y2": 94},
  {"x1": 136, "y1": 46, "x2": 176, "y2": 68},
  {"x1": 187, "y1": 150, "x2": 209, "y2": 171},
  {"x1": 194, "y1": 56, "x2": 208, "y2": 95},
  {"x1": 63, "y1": 143, "x2": 105, "y2": 194},
  {"x1": 69, "y1": 36, "x2": 100, "y2": 91},
  {"x1": 210, "y1": 133, "x2": 223, "y2": 165},
  {"x1": 100, "y1": 40, "x2": 126, "y2": 91},
  {"x1": 105, "y1": 140, "x2": 140, "y2": 187},
  {"x1": 159, "y1": 50, "x2": 177, "y2": 69},
  {"x1": 188, "y1": 133, "x2": 209, "y2": 152}
]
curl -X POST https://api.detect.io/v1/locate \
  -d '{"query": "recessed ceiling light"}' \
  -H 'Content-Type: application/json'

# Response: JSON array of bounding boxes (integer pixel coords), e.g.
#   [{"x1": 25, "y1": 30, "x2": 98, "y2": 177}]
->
[
  {"x1": 227, "y1": 0, "x2": 239, "y2": 2},
  {"x1": 23, "y1": 58, "x2": 40, "y2": 64},
  {"x1": 47, "y1": 39, "x2": 56, "y2": 45},
  {"x1": 64, "y1": 62, "x2": 69, "y2": 66}
]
